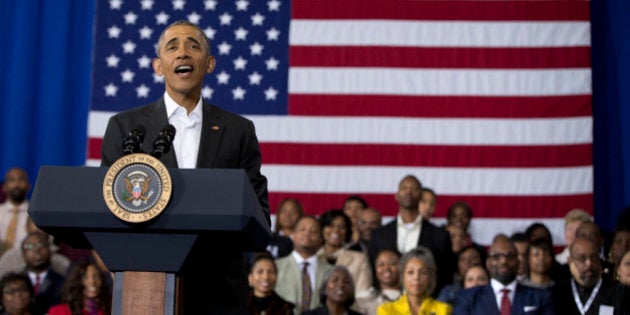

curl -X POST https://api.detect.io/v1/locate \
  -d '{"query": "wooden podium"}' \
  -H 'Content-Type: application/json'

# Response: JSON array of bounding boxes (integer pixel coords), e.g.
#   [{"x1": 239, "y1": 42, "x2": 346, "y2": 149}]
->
[{"x1": 28, "y1": 166, "x2": 271, "y2": 314}]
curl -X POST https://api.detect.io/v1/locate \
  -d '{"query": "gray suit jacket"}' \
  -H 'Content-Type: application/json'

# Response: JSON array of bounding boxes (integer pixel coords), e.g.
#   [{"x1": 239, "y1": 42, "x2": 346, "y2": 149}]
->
[{"x1": 275, "y1": 254, "x2": 332, "y2": 315}]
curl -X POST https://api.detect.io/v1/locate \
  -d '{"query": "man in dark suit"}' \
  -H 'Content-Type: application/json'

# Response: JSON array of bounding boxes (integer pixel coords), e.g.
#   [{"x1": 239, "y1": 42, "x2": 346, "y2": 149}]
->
[
  {"x1": 552, "y1": 236, "x2": 614, "y2": 315},
  {"x1": 367, "y1": 175, "x2": 454, "y2": 296},
  {"x1": 100, "y1": 20, "x2": 269, "y2": 313},
  {"x1": 454, "y1": 234, "x2": 554, "y2": 315},
  {"x1": 21, "y1": 231, "x2": 65, "y2": 315}
]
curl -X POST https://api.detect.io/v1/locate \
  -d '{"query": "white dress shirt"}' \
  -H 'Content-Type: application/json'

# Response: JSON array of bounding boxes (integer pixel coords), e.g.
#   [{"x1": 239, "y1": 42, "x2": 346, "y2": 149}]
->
[
  {"x1": 164, "y1": 92, "x2": 202, "y2": 169},
  {"x1": 396, "y1": 213, "x2": 422, "y2": 254},
  {"x1": 491, "y1": 278, "x2": 517, "y2": 310},
  {"x1": 292, "y1": 251, "x2": 318, "y2": 291}
]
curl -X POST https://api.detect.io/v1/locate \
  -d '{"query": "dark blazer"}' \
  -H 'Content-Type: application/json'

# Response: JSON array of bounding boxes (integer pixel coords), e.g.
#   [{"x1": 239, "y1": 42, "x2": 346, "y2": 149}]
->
[
  {"x1": 25, "y1": 269, "x2": 65, "y2": 315},
  {"x1": 552, "y1": 277, "x2": 613, "y2": 315},
  {"x1": 101, "y1": 98, "x2": 270, "y2": 313},
  {"x1": 367, "y1": 218, "x2": 454, "y2": 295},
  {"x1": 100, "y1": 98, "x2": 269, "y2": 220},
  {"x1": 300, "y1": 305, "x2": 362, "y2": 315},
  {"x1": 454, "y1": 283, "x2": 555, "y2": 315},
  {"x1": 248, "y1": 290, "x2": 295, "y2": 315}
]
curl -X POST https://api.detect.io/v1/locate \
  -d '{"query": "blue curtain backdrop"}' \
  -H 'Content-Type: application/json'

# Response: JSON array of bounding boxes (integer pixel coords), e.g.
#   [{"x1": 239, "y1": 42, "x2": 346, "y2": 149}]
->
[{"x1": 0, "y1": 0, "x2": 628, "y2": 231}]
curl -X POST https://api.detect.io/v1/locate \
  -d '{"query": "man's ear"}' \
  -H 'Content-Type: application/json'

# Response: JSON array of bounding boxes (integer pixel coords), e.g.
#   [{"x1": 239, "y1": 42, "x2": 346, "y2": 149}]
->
[
  {"x1": 153, "y1": 58, "x2": 163, "y2": 76},
  {"x1": 206, "y1": 56, "x2": 216, "y2": 74}
]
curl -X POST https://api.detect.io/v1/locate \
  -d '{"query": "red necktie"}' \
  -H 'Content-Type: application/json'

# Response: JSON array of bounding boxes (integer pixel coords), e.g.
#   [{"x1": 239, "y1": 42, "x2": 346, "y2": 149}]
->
[
  {"x1": 500, "y1": 288, "x2": 511, "y2": 315},
  {"x1": 301, "y1": 262, "x2": 312, "y2": 312},
  {"x1": 34, "y1": 274, "x2": 41, "y2": 296}
]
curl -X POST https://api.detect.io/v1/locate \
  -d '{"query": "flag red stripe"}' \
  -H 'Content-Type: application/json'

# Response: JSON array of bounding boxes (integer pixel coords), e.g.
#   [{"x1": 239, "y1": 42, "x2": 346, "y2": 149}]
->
[
  {"x1": 260, "y1": 143, "x2": 592, "y2": 167},
  {"x1": 288, "y1": 95, "x2": 592, "y2": 118},
  {"x1": 292, "y1": 0, "x2": 590, "y2": 21},
  {"x1": 290, "y1": 47, "x2": 591, "y2": 69},
  {"x1": 270, "y1": 192, "x2": 593, "y2": 218}
]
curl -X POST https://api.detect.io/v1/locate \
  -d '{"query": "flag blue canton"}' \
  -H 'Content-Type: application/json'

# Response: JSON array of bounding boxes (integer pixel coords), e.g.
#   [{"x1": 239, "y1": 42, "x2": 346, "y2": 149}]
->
[{"x1": 91, "y1": 0, "x2": 290, "y2": 115}]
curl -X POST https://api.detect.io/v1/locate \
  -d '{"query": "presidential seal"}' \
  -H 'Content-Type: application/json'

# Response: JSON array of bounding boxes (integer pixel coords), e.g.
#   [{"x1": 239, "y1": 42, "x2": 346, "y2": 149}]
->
[{"x1": 103, "y1": 153, "x2": 172, "y2": 223}]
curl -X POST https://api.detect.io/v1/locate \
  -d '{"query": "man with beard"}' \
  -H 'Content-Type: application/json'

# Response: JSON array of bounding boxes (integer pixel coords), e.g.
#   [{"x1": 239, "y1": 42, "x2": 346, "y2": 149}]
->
[
  {"x1": 454, "y1": 234, "x2": 554, "y2": 315},
  {"x1": 368, "y1": 175, "x2": 454, "y2": 296},
  {"x1": 21, "y1": 231, "x2": 65, "y2": 315},
  {"x1": 553, "y1": 236, "x2": 614, "y2": 315},
  {"x1": 0, "y1": 168, "x2": 31, "y2": 256}
]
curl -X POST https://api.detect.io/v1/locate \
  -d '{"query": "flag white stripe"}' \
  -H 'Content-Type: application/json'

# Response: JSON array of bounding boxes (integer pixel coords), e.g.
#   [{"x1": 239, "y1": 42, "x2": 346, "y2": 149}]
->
[
  {"x1": 261, "y1": 165, "x2": 592, "y2": 195},
  {"x1": 289, "y1": 68, "x2": 592, "y2": 96},
  {"x1": 290, "y1": 20, "x2": 590, "y2": 47},
  {"x1": 89, "y1": 112, "x2": 592, "y2": 145}
]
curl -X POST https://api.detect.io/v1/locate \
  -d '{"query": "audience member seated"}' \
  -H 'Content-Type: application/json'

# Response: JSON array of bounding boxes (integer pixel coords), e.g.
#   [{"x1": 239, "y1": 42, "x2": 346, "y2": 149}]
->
[
  {"x1": 0, "y1": 221, "x2": 70, "y2": 279},
  {"x1": 525, "y1": 222, "x2": 554, "y2": 245},
  {"x1": 556, "y1": 209, "x2": 591, "y2": 264},
  {"x1": 418, "y1": 188, "x2": 437, "y2": 221},
  {"x1": 0, "y1": 272, "x2": 34, "y2": 315},
  {"x1": 608, "y1": 249, "x2": 630, "y2": 314},
  {"x1": 342, "y1": 196, "x2": 368, "y2": 244},
  {"x1": 301, "y1": 265, "x2": 361, "y2": 315},
  {"x1": 347, "y1": 207, "x2": 382, "y2": 254},
  {"x1": 275, "y1": 198, "x2": 304, "y2": 239},
  {"x1": 552, "y1": 236, "x2": 613, "y2": 315},
  {"x1": 575, "y1": 221, "x2": 615, "y2": 280},
  {"x1": 377, "y1": 247, "x2": 452, "y2": 315},
  {"x1": 521, "y1": 239, "x2": 555, "y2": 290},
  {"x1": 509, "y1": 232, "x2": 530, "y2": 281},
  {"x1": 1, "y1": 168, "x2": 31, "y2": 257},
  {"x1": 246, "y1": 253, "x2": 294, "y2": 315},
  {"x1": 276, "y1": 216, "x2": 331, "y2": 314},
  {"x1": 454, "y1": 234, "x2": 554, "y2": 315},
  {"x1": 48, "y1": 262, "x2": 111, "y2": 315},
  {"x1": 21, "y1": 231, "x2": 65, "y2": 315},
  {"x1": 462, "y1": 265, "x2": 489, "y2": 289},
  {"x1": 608, "y1": 225, "x2": 630, "y2": 267},
  {"x1": 446, "y1": 225, "x2": 467, "y2": 255},
  {"x1": 437, "y1": 245, "x2": 484, "y2": 304},
  {"x1": 368, "y1": 175, "x2": 454, "y2": 296},
  {"x1": 355, "y1": 249, "x2": 402, "y2": 315},
  {"x1": 317, "y1": 210, "x2": 372, "y2": 294}
]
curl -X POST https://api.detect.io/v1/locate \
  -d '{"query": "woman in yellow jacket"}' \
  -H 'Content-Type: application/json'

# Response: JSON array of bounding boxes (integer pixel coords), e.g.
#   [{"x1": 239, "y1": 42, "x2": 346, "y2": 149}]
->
[{"x1": 377, "y1": 247, "x2": 452, "y2": 315}]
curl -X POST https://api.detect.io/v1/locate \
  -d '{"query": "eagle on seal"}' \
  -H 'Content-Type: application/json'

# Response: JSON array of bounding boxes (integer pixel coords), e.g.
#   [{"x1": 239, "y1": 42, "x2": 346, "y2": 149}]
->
[{"x1": 125, "y1": 176, "x2": 151, "y2": 202}]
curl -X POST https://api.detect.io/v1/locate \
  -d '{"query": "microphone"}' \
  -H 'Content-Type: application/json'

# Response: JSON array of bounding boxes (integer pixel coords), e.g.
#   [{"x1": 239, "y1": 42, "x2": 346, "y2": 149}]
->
[
  {"x1": 122, "y1": 125, "x2": 146, "y2": 155},
  {"x1": 152, "y1": 124, "x2": 176, "y2": 159}
]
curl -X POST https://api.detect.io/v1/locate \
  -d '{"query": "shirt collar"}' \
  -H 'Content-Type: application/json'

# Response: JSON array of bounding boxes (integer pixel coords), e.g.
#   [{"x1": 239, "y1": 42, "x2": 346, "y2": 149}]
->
[
  {"x1": 490, "y1": 278, "x2": 517, "y2": 295},
  {"x1": 163, "y1": 91, "x2": 203, "y2": 120},
  {"x1": 396, "y1": 212, "x2": 422, "y2": 227},
  {"x1": 292, "y1": 251, "x2": 317, "y2": 266}
]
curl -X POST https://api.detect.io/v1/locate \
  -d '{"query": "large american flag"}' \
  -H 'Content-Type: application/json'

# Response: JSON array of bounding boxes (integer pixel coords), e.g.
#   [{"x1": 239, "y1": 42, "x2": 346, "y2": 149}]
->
[{"x1": 87, "y1": 0, "x2": 592, "y2": 245}]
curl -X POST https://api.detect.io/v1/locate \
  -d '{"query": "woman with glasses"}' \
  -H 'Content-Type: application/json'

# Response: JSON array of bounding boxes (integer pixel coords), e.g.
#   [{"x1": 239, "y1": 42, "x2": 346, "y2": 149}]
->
[{"x1": 0, "y1": 273, "x2": 33, "y2": 315}]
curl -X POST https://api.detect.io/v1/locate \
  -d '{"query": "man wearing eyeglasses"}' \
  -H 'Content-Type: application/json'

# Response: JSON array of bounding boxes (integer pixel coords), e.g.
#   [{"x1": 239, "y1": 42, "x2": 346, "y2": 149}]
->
[
  {"x1": 21, "y1": 231, "x2": 65, "y2": 315},
  {"x1": 454, "y1": 234, "x2": 554, "y2": 315},
  {"x1": 552, "y1": 236, "x2": 614, "y2": 315}
]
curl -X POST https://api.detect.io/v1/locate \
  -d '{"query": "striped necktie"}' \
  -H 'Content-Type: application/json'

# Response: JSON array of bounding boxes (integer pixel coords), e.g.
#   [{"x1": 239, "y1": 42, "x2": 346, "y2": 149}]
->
[{"x1": 301, "y1": 262, "x2": 312, "y2": 311}]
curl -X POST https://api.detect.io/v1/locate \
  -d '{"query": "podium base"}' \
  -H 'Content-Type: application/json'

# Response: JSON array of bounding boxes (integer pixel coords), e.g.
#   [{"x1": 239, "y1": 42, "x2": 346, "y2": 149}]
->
[{"x1": 113, "y1": 272, "x2": 180, "y2": 315}]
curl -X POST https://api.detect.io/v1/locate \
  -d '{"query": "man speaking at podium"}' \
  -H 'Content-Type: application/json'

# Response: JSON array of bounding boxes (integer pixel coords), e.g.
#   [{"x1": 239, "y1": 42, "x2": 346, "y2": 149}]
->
[{"x1": 100, "y1": 20, "x2": 269, "y2": 313}]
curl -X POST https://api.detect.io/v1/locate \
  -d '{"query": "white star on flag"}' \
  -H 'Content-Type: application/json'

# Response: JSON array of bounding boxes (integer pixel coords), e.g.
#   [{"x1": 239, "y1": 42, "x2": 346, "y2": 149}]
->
[
  {"x1": 124, "y1": 12, "x2": 138, "y2": 25},
  {"x1": 137, "y1": 55, "x2": 152, "y2": 68},
  {"x1": 104, "y1": 83, "x2": 118, "y2": 96},
  {"x1": 204, "y1": 0, "x2": 217, "y2": 11},
  {"x1": 153, "y1": 73, "x2": 164, "y2": 83},
  {"x1": 218, "y1": 42, "x2": 232, "y2": 55},
  {"x1": 232, "y1": 86, "x2": 246, "y2": 100},
  {"x1": 236, "y1": 0, "x2": 249, "y2": 11},
  {"x1": 248, "y1": 72, "x2": 262, "y2": 85},
  {"x1": 106, "y1": 54, "x2": 120, "y2": 68},
  {"x1": 136, "y1": 84, "x2": 150, "y2": 98},
  {"x1": 204, "y1": 27, "x2": 216, "y2": 40},
  {"x1": 188, "y1": 12, "x2": 202, "y2": 24},
  {"x1": 139, "y1": 26, "x2": 153, "y2": 39},
  {"x1": 216, "y1": 71, "x2": 230, "y2": 84},
  {"x1": 219, "y1": 13, "x2": 233, "y2": 25},
  {"x1": 155, "y1": 12, "x2": 170, "y2": 25},
  {"x1": 233, "y1": 56, "x2": 247, "y2": 70},
  {"x1": 266, "y1": 28, "x2": 279, "y2": 41},
  {"x1": 234, "y1": 27, "x2": 248, "y2": 41},
  {"x1": 202, "y1": 86, "x2": 214, "y2": 99},
  {"x1": 250, "y1": 42, "x2": 263, "y2": 55},
  {"x1": 141, "y1": 0, "x2": 154, "y2": 10},
  {"x1": 172, "y1": 0, "x2": 185, "y2": 10},
  {"x1": 251, "y1": 13, "x2": 264, "y2": 26},
  {"x1": 267, "y1": 0, "x2": 280, "y2": 11},
  {"x1": 264, "y1": 86, "x2": 277, "y2": 100},
  {"x1": 121, "y1": 69, "x2": 135, "y2": 83},
  {"x1": 107, "y1": 25, "x2": 121, "y2": 39},
  {"x1": 265, "y1": 57, "x2": 278, "y2": 70},
  {"x1": 122, "y1": 41, "x2": 137, "y2": 54},
  {"x1": 109, "y1": 0, "x2": 122, "y2": 10}
]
